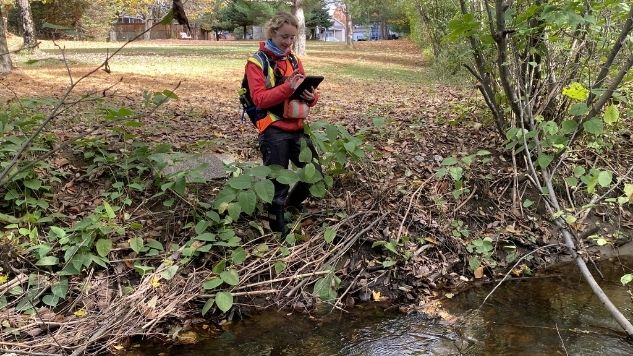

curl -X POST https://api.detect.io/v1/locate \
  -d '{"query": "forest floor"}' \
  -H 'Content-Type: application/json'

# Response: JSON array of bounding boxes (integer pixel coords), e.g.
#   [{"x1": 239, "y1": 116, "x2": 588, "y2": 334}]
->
[{"x1": 1, "y1": 37, "x2": 632, "y2": 354}]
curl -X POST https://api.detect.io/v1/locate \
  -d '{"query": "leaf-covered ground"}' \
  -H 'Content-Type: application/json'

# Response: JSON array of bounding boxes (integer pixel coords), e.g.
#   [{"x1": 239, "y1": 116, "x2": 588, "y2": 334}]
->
[{"x1": 2, "y1": 36, "x2": 632, "y2": 353}]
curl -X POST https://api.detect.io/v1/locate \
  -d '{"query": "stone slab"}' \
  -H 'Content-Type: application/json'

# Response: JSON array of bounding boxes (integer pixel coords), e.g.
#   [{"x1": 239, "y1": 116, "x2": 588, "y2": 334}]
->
[{"x1": 160, "y1": 152, "x2": 234, "y2": 181}]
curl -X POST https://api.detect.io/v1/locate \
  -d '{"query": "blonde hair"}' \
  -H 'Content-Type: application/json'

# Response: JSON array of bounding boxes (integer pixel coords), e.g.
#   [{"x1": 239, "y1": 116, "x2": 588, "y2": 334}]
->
[{"x1": 265, "y1": 12, "x2": 298, "y2": 39}]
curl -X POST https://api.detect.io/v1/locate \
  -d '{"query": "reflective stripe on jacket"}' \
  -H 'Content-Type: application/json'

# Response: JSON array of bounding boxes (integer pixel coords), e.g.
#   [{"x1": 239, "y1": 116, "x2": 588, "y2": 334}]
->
[{"x1": 245, "y1": 42, "x2": 318, "y2": 133}]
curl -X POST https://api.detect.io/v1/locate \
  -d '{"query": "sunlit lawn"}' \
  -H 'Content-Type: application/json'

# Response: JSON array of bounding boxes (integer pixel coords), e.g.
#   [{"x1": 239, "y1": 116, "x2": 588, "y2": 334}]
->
[
  {"x1": 3, "y1": 35, "x2": 472, "y2": 151},
  {"x1": 10, "y1": 39, "x2": 435, "y2": 84}
]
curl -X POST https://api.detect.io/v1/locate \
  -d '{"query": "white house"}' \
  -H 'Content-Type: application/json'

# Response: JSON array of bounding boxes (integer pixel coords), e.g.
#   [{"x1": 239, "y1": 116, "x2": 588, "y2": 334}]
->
[{"x1": 317, "y1": 16, "x2": 343, "y2": 42}]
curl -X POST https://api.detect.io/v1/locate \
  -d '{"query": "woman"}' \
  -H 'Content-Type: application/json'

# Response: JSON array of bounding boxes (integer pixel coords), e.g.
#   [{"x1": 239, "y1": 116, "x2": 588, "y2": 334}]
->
[{"x1": 245, "y1": 12, "x2": 321, "y2": 236}]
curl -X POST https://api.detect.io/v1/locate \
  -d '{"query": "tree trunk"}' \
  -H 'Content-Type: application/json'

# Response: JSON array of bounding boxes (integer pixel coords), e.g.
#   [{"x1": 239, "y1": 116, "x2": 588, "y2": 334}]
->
[
  {"x1": 292, "y1": 0, "x2": 306, "y2": 56},
  {"x1": 16, "y1": 0, "x2": 36, "y2": 50},
  {"x1": 381, "y1": 20, "x2": 387, "y2": 40},
  {"x1": 0, "y1": 6, "x2": 11, "y2": 73},
  {"x1": 343, "y1": 2, "x2": 353, "y2": 47},
  {"x1": 1, "y1": 5, "x2": 8, "y2": 34},
  {"x1": 144, "y1": 17, "x2": 153, "y2": 40}
]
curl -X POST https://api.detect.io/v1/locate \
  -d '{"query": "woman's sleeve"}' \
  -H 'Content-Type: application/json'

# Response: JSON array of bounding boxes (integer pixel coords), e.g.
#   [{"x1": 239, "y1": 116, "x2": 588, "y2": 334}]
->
[{"x1": 246, "y1": 62, "x2": 293, "y2": 109}]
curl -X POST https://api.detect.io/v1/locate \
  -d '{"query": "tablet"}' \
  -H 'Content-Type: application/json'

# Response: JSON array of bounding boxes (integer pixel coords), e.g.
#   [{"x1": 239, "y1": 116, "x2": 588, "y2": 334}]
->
[{"x1": 290, "y1": 75, "x2": 324, "y2": 100}]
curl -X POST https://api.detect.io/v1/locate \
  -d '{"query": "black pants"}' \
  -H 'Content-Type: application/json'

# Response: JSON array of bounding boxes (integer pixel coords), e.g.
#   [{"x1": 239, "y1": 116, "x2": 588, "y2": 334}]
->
[{"x1": 259, "y1": 126, "x2": 321, "y2": 215}]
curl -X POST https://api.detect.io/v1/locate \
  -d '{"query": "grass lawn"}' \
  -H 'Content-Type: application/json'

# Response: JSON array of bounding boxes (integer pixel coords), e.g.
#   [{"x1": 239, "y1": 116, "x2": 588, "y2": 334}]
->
[{"x1": 7, "y1": 38, "x2": 440, "y2": 82}]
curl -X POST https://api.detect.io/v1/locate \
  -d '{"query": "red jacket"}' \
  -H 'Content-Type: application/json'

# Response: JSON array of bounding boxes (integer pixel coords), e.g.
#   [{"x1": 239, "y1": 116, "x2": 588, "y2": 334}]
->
[{"x1": 245, "y1": 42, "x2": 319, "y2": 133}]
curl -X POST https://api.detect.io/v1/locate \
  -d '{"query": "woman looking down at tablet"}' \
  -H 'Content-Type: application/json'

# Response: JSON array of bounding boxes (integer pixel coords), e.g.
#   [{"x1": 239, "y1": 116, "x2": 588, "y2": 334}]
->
[{"x1": 245, "y1": 11, "x2": 322, "y2": 236}]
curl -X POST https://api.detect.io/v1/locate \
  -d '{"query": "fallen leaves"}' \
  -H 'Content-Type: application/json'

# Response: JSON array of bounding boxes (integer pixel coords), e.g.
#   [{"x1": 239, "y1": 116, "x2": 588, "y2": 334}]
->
[{"x1": 473, "y1": 266, "x2": 485, "y2": 279}]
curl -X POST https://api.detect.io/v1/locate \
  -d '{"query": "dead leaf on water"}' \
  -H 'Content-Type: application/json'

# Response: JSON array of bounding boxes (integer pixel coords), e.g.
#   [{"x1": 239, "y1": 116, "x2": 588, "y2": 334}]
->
[
  {"x1": 372, "y1": 290, "x2": 381, "y2": 302},
  {"x1": 474, "y1": 267, "x2": 484, "y2": 279}
]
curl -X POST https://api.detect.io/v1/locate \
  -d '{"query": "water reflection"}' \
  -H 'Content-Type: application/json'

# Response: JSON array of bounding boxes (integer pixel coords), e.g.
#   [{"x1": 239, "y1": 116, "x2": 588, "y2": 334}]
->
[
  {"x1": 145, "y1": 258, "x2": 633, "y2": 355},
  {"x1": 163, "y1": 307, "x2": 458, "y2": 355},
  {"x1": 446, "y1": 256, "x2": 633, "y2": 355}
]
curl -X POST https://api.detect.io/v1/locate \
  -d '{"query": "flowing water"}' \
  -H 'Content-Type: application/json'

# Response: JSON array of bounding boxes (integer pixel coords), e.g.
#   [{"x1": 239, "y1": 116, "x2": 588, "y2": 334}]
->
[{"x1": 141, "y1": 257, "x2": 633, "y2": 355}]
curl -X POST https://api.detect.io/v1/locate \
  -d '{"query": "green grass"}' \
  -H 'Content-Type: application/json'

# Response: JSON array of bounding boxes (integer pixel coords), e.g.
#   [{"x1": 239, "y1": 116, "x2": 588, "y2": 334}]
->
[
  {"x1": 13, "y1": 39, "x2": 469, "y2": 86},
  {"x1": 310, "y1": 61, "x2": 428, "y2": 83}
]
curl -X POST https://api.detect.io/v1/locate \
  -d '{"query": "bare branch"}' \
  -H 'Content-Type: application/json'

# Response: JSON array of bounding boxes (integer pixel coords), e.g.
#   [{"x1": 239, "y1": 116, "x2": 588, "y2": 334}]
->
[{"x1": 588, "y1": 5, "x2": 633, "y2": 103}]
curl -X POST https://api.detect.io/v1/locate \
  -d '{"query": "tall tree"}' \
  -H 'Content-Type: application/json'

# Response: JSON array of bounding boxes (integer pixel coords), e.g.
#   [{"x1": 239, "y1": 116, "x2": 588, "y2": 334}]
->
[
  {"x1": 342, "y1": 1, "x2": 352, "y2": 46},
  {"x1": 1, "y1": 2, "x2": 9, "y2": 33},
  {"x1": 348, "y1": 0, "x2": 406, "y2": 40},
  {"x1": 327, "y1": 0, "x2": 355, "y2": 45},
  {"x1": 224, "y1": 0, "x2": 276, "y2": 39},
  {"x1": 403, "y1": 0, "x2": 457, "y2": 56},
  {"x1": 291, "y1": 0, "x2": 306, "y2": 55},
  {"x1": 0, "y1": 5, "x2": 11, "y2": 73},
  {"x1": 119, "y1": 0, "x2": 170, "y2": 40},
  {"x1": 145, "y1": 1, "x2": 169, "y2": 40},
  {"x1": 199, "y1": 0, "x2": 233, "y2": 40},
  {"x1": 15, "y1": 0, "x2": 36, "y2": 49},
  {"x1": 304, "y1": 0, "x2": 331, "y2": 39}
]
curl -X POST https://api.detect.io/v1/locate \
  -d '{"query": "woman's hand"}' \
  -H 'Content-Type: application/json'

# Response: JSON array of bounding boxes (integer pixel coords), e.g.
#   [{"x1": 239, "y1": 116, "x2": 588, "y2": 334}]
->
[
  {"x1": 300, "y1": 87, "x2": 318, "y2": 102},
  {"x1": 287, "y1": 70, "x2": 305, "y2": 90}
]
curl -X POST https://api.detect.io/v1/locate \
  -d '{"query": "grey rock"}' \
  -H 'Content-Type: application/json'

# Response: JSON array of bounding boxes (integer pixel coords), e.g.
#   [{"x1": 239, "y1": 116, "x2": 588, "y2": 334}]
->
[{"x1": 159, "y1": 152, "x2": 234, "y2": 181}]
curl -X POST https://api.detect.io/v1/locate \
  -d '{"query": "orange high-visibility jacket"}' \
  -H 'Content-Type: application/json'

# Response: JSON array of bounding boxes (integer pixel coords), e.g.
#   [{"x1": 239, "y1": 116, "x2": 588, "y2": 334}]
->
[{"x1": 245, "y1": 42, "x2": 319, "y2": 133}]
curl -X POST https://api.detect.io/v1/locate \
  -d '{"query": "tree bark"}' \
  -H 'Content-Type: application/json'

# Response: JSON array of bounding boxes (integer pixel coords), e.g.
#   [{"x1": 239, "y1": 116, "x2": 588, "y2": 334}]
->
[
  {"x1": 292, "y1": 0, "x2": 306, "y2": 56},
  {"x1": 144, "y1": 17, "x2": 153, "y2": 41},
  {"x1": 16, "y1": 0, "x2": 36, "y2": 50},
  {"x1": 459, "y1": 0, "x2": 505, "y2": 135},
  {"x1": 1, "y1": 5, "x2": 8, "y2": 34},
  {"x1": 343, "y1": 2, "x2": 353, "y2": 47},
  {"x1": 0, "y1": 6, "x2": 12, "y2": 73}
]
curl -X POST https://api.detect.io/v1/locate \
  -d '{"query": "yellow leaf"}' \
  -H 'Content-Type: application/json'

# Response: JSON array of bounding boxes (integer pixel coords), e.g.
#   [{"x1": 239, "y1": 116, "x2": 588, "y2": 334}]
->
[
  {"x1": 0, "y1": 274, "x2": 8, "y2": 284},
  {"x1": 371, "y1": 290, "x2": 381, "y2": 302},
  {"x1": 511, "y1": 266, "x2": 524, "y2": 277},
  {"x1": 113, "y1": 345, "x2": 125, "y2": 351},
  {"x1": 74, "y1": 308, "x2": 87, "y2": 318},
  {"x1": 162, "y1": 259, "x2": 174, "y2": 267},
  {"x1": 562, "y1": 82, "x2": 589, "y2": 101},
  {"x1": 151, "y1": 275, "x2": 161, "y2": 288},
  {"x1": 424, "y1": 236, "x2": 438, "y2": 245}
]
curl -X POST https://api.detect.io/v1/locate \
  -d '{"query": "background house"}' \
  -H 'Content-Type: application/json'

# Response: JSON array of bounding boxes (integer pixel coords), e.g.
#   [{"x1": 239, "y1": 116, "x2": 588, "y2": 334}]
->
[
  {"x1": 318, "y1": 17, "x2": 345, "y2": 42},
  {"x1": 318, "y1": 7, "x2": 400, "y2": 42}
]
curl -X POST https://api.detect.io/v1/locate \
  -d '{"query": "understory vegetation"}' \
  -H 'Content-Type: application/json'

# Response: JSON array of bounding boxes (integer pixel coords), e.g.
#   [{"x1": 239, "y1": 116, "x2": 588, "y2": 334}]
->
[{"x1": 1, "y1": 1, "x2": 633, "y2": 353}]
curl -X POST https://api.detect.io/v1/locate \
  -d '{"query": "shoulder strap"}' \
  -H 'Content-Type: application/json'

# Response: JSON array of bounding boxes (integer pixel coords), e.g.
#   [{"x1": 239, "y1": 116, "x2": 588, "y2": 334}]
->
[
  {"x1": 288, "y1": 53, "x2": 299, "y2": 70},
  {"x1": 254, "y1": 51, "x2": 270, "y2": 76}
]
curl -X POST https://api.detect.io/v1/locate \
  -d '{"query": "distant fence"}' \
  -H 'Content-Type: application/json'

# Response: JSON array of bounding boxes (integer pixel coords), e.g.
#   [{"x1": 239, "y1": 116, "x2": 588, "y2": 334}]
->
[{"x1": 111, "y1": 23, "x2": 213, "y2": 41}]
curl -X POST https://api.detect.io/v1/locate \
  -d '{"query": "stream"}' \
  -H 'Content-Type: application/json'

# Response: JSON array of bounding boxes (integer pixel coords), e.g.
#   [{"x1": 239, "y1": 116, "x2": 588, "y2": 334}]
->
[{"x1": 139, "y1": 257, "x2": 633, "y2": 355}]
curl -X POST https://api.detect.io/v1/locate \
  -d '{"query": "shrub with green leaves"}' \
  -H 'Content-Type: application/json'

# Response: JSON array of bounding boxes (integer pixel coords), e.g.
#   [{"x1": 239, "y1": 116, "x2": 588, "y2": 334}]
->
[{"x1": 435, "y1": 150, "x2": 492, "y2": 199}]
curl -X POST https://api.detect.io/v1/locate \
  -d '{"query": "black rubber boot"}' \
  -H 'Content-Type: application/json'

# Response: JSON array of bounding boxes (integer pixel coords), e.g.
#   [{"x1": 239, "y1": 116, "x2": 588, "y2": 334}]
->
[{"x1": 268, "y1": 210, "x2": 287, "y2": 237}]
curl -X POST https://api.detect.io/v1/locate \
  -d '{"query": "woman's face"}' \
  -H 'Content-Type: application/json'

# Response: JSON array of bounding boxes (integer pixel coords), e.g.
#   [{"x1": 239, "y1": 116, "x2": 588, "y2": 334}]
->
[{"x1": 271, "y1": 23, "x2": 297, "y2": 51}]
